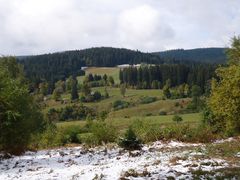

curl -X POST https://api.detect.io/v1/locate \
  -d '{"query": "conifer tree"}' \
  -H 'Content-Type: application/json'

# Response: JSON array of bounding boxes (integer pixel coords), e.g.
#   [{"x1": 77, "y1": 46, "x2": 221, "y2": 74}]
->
[{"x1": 71, "y1": 76, "x2": 79, "y2": 100}]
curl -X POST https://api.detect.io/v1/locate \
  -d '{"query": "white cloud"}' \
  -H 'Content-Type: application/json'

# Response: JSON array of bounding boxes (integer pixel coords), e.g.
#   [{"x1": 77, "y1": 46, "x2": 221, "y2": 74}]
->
[
  {"x1": 117, "y1": 5, "x2": 175, "y2": 51},
  {"x1": 0, "y1": 0, "x2": 239, "y2": 55}
]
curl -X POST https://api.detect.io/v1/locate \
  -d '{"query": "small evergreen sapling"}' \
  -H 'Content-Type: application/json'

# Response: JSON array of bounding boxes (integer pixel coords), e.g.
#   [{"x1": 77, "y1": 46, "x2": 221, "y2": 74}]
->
[
  {"x1": 172, "y1": 115, "x2": 183, "y2": 123},
  {"x1": 119, "y1": 127, "x2": 141, "y2": 150}
]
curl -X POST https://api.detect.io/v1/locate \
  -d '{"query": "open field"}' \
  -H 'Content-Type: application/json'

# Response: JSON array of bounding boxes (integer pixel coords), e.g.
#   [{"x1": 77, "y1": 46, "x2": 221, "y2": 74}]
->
[
  {"x1": 77, "y1": 67, "x2": 120, "y2": 84},
  {"x1": 57, "y1": 112, "x2": 201, "y2": 131},
  {"x1": 44, "y1": 87, "x2": 166, "y2": 113},
  {"x1": 44, "y1": 86, "x2": 191, "y2": 117}
]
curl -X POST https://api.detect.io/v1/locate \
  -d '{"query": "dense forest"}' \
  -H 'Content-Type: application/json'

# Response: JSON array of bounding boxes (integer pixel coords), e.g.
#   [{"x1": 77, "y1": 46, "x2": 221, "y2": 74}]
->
[
  {"x1": 119, "y1": 64, "x2": 216, "y2": 92},
  {"x1": 18, "y1": 47, "x2": 225, "y2": 84},
  {"x1": 155, "y1": 48, "x2": 227, "y2": 63},
  {"x1": 18, "y1": 47, "x2": 162, "y2": 83}
]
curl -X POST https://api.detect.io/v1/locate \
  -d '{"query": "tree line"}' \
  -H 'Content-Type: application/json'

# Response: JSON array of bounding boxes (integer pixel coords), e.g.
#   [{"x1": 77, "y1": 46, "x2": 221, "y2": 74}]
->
[
  {"x1": 155, "y1": 47, "x2": 226, "y2": 63},
  {"x1": 119, "y1": 63, "x2": 216, "y2": 92},
  {"x1": 19, "y1": 47, "x2": 225, "y2": 91},
  {"x1": 18, "y1": 47, "x2": 163, "y2": 85}
]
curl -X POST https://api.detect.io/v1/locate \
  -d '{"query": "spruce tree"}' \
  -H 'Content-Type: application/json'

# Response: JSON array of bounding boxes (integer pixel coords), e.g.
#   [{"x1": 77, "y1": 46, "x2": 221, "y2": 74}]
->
[{"x1": 71, "y1": 76, "x2": 79, "y2": 101}]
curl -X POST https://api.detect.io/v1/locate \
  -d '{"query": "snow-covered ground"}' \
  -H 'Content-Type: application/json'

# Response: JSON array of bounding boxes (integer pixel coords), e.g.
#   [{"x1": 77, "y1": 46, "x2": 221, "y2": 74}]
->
[{"x1": 0, "y1": 140, "x2": 238, "y2": 180}]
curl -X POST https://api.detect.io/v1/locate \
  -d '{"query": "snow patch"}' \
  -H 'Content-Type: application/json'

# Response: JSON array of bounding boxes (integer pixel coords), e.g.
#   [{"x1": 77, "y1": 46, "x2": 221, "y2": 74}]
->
[{"x1": 0, "y1": 141, "x2": 235, "y2": 180}]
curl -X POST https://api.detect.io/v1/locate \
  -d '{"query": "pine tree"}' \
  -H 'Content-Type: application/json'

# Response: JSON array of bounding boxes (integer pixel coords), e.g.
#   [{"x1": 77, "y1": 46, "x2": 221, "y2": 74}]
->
[{"x1": 71, "y1": 76, "x2": 79, "y2": 101}]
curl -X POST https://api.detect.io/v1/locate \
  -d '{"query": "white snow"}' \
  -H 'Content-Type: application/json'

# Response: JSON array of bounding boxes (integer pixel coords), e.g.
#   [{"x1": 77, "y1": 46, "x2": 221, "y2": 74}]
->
[
  {"x1": 213, "y1": 137, "x2": 235, "y2": 144},
  {"x1": 0, "y1": 141, "x2": 236, "y2": 180}
]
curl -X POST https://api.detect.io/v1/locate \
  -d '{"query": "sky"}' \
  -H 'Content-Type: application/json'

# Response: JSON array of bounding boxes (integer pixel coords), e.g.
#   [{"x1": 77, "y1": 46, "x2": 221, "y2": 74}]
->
[{"x1": 0, "y1": 0, "x2": 240, "y2": 55}]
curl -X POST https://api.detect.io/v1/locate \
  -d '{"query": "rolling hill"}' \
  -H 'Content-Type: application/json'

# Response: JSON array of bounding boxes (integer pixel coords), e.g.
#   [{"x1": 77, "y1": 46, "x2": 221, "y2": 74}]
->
[
  {"x1": 17, "y1": 47, "x2": 226, "y2": 83},
  {"x1": 154, "y1": 47, "x2": 227, "y2": 63}
]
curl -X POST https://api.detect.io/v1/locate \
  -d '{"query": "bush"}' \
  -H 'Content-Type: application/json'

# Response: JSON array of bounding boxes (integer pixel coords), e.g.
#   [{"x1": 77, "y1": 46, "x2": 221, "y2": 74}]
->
[
  {"x1": 159, "y1": 111, "x2": 167, "y2": 115},
  {"x1": 145, "y1": 113, "x2": 153, "y2": 116},
  {"x1": 29, "y1": 122, "x2": 65, "y2": 149},
  {"x1": 47, "y1": 104, "x2": 96, "y2": 121},
  {"x1": 60, "y1": 125, "x2": 83, "y2": 143},
  {"x1": 119, "y1": 127, "x2": 142, "y2": 150},
  {"x1": 92, "y1": 91, "x2": 102, "y2": 101},
  {"x1": 91, "y1": 122, "x2": 117, "y2": 144},
  {"x1": 129, "y1": 119, "x2": 216, "y2": 143},
  {"x1": 139, "y1": 96, "x2": 157, "y2": 104},
  {"x1": 132, "y1": 120, "x2": 162, "y2": 142},
  {"x1": 113, "y1": 100, "x2": 129, "y2": 110},
  {"x1": 76, "y1": 133, "x2": 97, "y2": 145},
  {"x1": 172, "y1": 115, "x2": 183, "y2": 123},
  {"x1": 175, "y1": 102, "x2": 180, "y2": 107}
]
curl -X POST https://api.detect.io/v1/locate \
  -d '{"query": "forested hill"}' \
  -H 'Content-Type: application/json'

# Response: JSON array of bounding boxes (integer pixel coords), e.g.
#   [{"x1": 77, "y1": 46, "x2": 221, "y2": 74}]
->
[
  {"x1": 154, "y1": 48, "x2": 227, "y2": 63},
  {"x1": 18, "y1": 47, "x2": 226, "y2": 83},
  {"x1": 18, "y1": 47, "x2": 163, "y2": 83}
]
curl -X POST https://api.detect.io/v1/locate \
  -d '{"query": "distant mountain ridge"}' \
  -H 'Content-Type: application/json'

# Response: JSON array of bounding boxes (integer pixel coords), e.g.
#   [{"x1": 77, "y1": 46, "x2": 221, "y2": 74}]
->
[{"x1": 154, "y1": 47, "x2": 227, "y2": 63}]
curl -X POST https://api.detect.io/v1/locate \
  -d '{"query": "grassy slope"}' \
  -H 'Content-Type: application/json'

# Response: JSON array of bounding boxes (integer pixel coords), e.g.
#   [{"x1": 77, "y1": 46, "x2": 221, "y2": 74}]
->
[
  {"x1": 77, "y1": 67, "x2": 120, "y2": 84},
  {"x1": 45, "y1": 67, "x2": 199, "y2": 133},
  {"x1": 57, "y1": 113, "x2": 201, "y2": 132},
  {"x1": 44, "y1": 87, "x2": 167, "y2": 113},
  {"x1": 109, "y1": 98, "x2": 190, "y2": 118}
]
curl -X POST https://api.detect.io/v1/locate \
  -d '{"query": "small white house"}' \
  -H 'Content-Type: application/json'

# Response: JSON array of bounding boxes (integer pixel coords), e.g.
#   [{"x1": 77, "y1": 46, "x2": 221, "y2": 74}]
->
[{"x1": 81, "y1": 66, "x2": 88, "y2": 70}]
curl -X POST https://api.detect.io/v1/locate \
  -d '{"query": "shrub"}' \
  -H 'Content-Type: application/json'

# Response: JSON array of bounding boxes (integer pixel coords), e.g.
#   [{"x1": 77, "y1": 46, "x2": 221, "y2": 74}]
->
[
  {"x1": 76, "y1": 133, "x2": 97, "y2": 145},
  {"x1": 113, "y1": 100, "x2": 129, "y2": 110},
  {"x1": 91, "y1": 122, "x2": 117, "y2": 144},
  {"x1": 172, "y1": 115, "x2": 183, "y2": 123},
  {"x1": 139, "y1": 96, "x2": 157, "y2": 104},
  {"x1": 119, "y1": 127, "x2": 142, "y2": 150},
  {"x1": 92, "y1": 91, "x2": 102, "y2": 101},
  {"x1": 145, "y1": 113, "x2": 153, "y2": 116},
  {"x1": 60, "y1": 125, "x2": 83, "y2": 143},
  {"x1": 29, "y1": 123, "x2": 65, "y2": 149},
  {"x1": 174, "y1": 102, "x2": 180, "y2": 107},
  {"x1": 132, "y1": 120, "x2": 163, "y2": 142},
  {"x1": 159, "y1": 111, "x2": 167, "y2": 115},
  {"x1": 47, "y1": 104, "x2": 96, "y2": 121}
]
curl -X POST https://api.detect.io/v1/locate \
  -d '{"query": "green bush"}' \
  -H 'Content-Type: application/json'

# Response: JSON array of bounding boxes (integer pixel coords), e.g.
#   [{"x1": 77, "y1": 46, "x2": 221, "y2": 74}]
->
[
  {"x1": 119, "y1": 127, "x2": 142, "y2": 150},
  {"x1": 60, "y1": 125, "x2": 83, "y2": 143},
  {"x1": 172, "y1": 115, "x2": 183, "y2": 123},
  {"x1": 159, "y1": 111, "x2": 167, "y2": 115},
  {"x1": 91, "y1": 122, "x2": 117, "y2": 144},
  {"x1": 174, "y1": 102, "x2": 180, "y2": 107},
  {"x1": 113, "y1": 100, "x2": 130, "y2": 110},
  {"x1": 92, "y1": 91, "x2": 102, "y2": 101},
  {"x1": 76, "y1": 133, "x2": 97, "y2": 145},
  {"x1": 145, "y1": 113, "x2": 153, "y2": 116},
  {"x1": 47, "y1": 104, "x2": 96, "y2": 122},
  {"x1": 29, "y1": 123, "x2": 65, "y2": 149},
  {"x1": 130, "y1": 119, "x2": 216, "y2": 143},
  {"x1": 139, "y1": 96, "x2": 157, "y2": 104}
]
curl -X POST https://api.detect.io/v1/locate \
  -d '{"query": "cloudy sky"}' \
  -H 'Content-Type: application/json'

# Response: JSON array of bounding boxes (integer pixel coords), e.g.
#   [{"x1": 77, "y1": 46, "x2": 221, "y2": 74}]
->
[{"x1": 0, "y1": 0, "x2": 240, "y2": 55}]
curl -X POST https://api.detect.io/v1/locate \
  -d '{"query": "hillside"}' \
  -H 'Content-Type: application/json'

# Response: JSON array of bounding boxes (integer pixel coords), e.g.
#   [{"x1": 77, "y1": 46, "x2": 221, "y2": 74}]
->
[
  {"x1": 18, "y1": 47, "x2": 162, "y2": 82},
  {"x1": 18, "y1": 47, "x2": 226, "y2": 83},
  {"x1": 154, "y1": 47, "x2": 227, "y2": 63}
]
